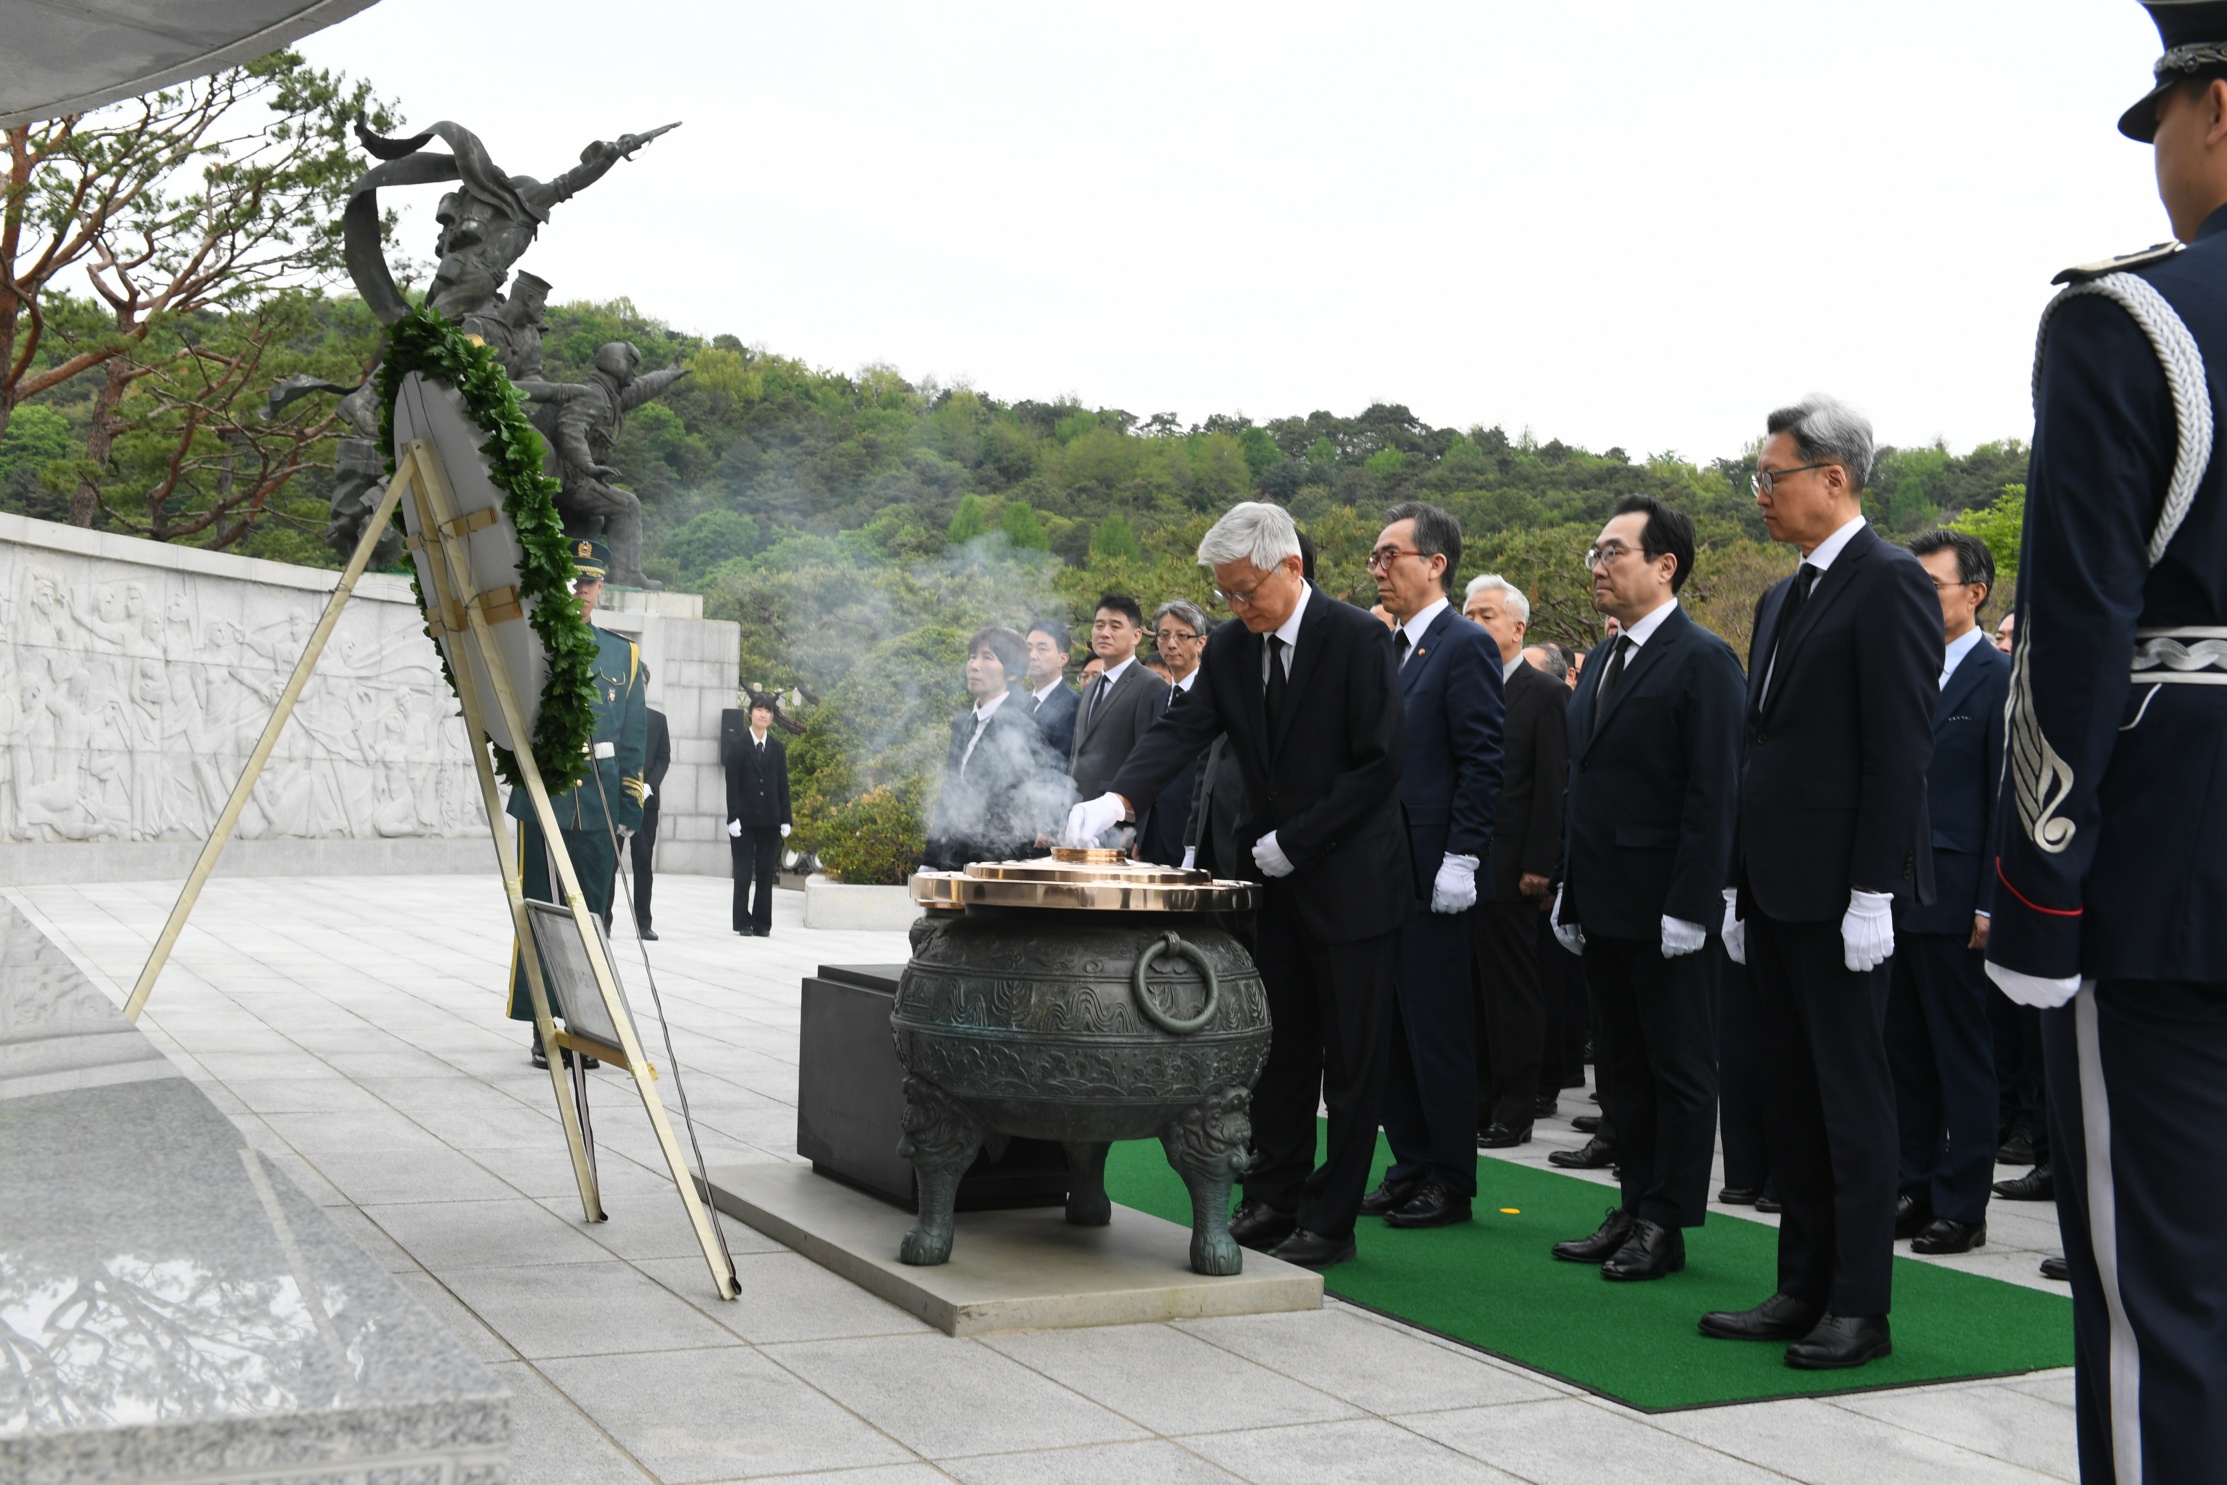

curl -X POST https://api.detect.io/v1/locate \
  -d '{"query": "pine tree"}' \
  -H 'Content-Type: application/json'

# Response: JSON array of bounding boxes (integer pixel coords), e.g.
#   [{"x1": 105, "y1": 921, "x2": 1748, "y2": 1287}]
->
[
  {"x1": 998, "y1": 501, "x2": 1048, "y2": 551},
  {"x1": 1090, "y1": 511, "x2": 1143, "y2": 563}
]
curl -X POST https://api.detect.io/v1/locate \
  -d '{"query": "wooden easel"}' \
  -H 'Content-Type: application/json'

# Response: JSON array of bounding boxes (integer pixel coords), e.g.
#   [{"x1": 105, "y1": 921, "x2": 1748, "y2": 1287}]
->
[{"x1": 123, "y1": 434, "x2": 738, "y2": 1300}]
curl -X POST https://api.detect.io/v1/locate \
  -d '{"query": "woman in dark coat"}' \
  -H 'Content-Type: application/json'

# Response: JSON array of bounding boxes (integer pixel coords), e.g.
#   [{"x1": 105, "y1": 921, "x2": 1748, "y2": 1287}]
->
[{"x1": 923, "y1": 626, "x2": 1067, "y2": 869}]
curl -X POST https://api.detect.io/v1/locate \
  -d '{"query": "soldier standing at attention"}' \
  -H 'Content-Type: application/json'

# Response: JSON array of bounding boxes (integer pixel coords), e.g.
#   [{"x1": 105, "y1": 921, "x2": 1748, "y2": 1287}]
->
[
  {"x1": 1987, "y1": 5, "x2": 2227, "y2": 1478},
  {"x1": 508, "y1": 538, "x2": 648, "y2": 1067}
]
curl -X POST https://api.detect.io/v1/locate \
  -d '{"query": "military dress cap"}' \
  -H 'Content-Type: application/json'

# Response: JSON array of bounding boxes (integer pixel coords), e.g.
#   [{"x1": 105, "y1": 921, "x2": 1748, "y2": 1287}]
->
[
  {"x1": 2121, "y1": 0, "x2": 2227, "y2": 141},
  {"x1": 572, "y1": 538, "x2": 610, "y2": 582}
]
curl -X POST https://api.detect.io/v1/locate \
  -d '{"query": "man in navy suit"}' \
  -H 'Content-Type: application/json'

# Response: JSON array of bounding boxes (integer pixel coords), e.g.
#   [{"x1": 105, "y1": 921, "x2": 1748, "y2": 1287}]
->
[
  {"x1": 1024, "y1": 619, "x2": 1080, "y2": 761},
  {"x1": 1888, "y1": 531, "x2": 2012, "y2": 1258},
  {"x1": 1361, "y1": 502, "x2": 1504, "y2": 1229},
  {"x1": 1548, "y1": 495, "x2": 1745, "y2": 1280}
]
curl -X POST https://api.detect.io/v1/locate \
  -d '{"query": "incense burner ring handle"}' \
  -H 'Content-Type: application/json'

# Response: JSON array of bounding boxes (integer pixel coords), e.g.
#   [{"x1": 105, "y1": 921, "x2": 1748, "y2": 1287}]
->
[{"x1": 1132, "y1": 931, "x2": 1219, "y2": 1035}]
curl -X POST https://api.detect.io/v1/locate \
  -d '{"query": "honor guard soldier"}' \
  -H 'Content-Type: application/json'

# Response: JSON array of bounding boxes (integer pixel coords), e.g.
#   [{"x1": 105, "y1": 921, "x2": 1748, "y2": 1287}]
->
[
  {"x1": 1987, "y1": 5, "x2": 2227, "y2": 1477},
  {"x1": 508, "y1": 538, "x2": 649, "y2": 1067}
]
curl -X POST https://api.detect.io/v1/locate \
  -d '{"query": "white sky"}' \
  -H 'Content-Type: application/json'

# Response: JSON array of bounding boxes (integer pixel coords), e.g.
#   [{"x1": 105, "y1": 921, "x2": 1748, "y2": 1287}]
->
[{"x1": 300, "y1": 0, "x2": 2172, "y2": 464}]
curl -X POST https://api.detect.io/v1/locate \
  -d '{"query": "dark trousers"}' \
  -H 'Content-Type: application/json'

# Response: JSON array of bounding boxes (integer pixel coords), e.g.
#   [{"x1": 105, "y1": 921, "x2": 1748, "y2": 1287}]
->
[
  {"x1": 1473, "y1": 899, "x2": 1545, "y2": 1130},
  {"x1": 1384, "y1": 904, "x2": 1479, "y2": 1197},
  {"x1": 630, "y1": 804, "x2": 659, "y2": 931},
  {"x1": 508, "y1": 815, "x2": 616, "y2": 1022},
  {"x1": 2045, "y1": 980, "x2": 2227, "y2": 1485},
  {"x1": 1535, "y1": 911, "x2": 1590, "y2": 1097},
  {"x1": 1242, "y1": 886, "x2": 1400, "y2": 1241},
  {"x1": 1586, "y1": 935, "x2": 1720, "y2": 1228},
  {"x1": 732, "y1": 826, "x2": 781, "y2": 933},
  {"x1": 2021, "y1": 1005, "x2": 2051, "y2": 1166},
  {"x1": 1747, "y1": 912, "x2": 1896, "y2": 1316},
  {"x1": 1718, "y1": 950, "x2": 1769, "y2": 1193},
  {"x1": 1887, "y1": 932, "x2": 1997, "y2": 1223}
]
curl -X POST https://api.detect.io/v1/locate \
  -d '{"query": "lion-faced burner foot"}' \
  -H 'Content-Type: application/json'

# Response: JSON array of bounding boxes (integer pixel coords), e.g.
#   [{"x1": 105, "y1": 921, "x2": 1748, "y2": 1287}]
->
[
  {"x1": 896, "y1": 1075, "x2": 986, "y2": 1266},
  {"x1": 1161, "y1": 1084, "x2": 1255, "y2": 1276}
]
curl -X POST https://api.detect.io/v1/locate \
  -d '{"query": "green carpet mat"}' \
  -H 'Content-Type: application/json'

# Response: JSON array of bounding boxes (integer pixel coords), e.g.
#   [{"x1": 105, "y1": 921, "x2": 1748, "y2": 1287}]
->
[{"x1": 1103, "y1": 1130, "x2": 2073, "y2": 1411}]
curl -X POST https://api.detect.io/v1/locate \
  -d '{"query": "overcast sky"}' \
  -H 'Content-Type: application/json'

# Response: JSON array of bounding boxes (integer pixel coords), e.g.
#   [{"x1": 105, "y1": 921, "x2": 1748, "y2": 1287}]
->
[{"x1": 301, "y1": 0, "x2": 2172, "y2": 464}]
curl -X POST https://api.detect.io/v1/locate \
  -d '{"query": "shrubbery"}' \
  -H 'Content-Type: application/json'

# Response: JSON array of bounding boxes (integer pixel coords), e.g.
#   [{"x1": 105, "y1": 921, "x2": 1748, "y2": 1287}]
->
[{"x1": 811, "y1": 781, "x2": 929, "y2": 886}]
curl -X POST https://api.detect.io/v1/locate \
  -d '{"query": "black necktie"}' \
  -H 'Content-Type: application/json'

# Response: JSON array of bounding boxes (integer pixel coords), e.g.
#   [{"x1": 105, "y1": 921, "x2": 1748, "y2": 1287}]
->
[
  {"x1": 1595, "y1": 634, "x2": 1630, "y2": 709},
  {"x1": 1395, "y1": 629, "x2": 1412, "y2": 666},
  {"x1": 1264, "y1": 635, "x2": 1288, "y2": 732},
  {"x1": 1085, "y1": 674, "x2": 1107, "y2": 728},
  {"x1": 1764, "y1": 564, "x2": 1820, "y2": 702}
]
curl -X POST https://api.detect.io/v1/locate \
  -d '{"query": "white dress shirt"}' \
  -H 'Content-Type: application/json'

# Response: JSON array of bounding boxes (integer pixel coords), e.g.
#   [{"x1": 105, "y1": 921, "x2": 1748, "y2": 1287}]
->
[
  {"x1": 1940, "y1": 625, "x2": 1986, "y2": 689},
  {"x1": 960, "y1": 688, "x2": 1009, "y2": 773},
  {"x1": 1615, "y1": 596, "x2": 1678, "y2": 652},
  {"x1": 1760, "y1": 515, "x2": 1868, "y2": 704},
  {"x1": 1394, "y1": 596, "x2": 1448, "y2": 665},
  {"x1": 1172, "y1": 668, "x2": 1199, "y2": 694},
  {"x1": 1501, "y1": 653, "x2": 1524, "y2": 682},
  {"x1": 1083, "y1": 655, "x2": 1135, "y2": 726}
]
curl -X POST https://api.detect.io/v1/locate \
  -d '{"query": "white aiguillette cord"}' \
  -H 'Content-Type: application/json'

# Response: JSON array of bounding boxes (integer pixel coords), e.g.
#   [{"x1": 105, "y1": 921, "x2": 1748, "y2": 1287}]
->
[{"x1": 583, "y1": 740, "x2": 737, "y2": 1275}]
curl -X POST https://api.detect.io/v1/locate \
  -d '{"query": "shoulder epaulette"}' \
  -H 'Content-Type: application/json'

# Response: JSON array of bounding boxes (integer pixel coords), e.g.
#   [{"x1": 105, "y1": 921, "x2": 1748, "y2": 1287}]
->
[{"x1": 2052, "y1": 242, "x2": 2181, "y2": 286}]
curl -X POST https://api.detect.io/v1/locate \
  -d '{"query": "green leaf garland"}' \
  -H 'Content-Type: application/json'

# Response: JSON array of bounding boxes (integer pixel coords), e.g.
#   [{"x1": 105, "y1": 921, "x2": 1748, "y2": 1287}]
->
[{"x1": 376, "y1": 304, "x2": 598, "y2": 793}]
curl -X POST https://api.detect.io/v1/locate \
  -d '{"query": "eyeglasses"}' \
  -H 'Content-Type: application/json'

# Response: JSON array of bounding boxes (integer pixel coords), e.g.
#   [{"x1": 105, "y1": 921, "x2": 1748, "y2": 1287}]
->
[
  {"x1": 1750, "y1": 461, "x2": 1835, "y2": 497},
  {"x1": 1214, "y1": 578, "x2": 1269, "y2": 609},
  {"x1": 1154, "y1": 629, "x2": 1201, "y2": 645},
  {"x1": 1582, "y1": 541, "x2": 1642, "y2": 572},
  {"x1": 1366, "y1": 546, "x2": 1426, "y2": 572}
]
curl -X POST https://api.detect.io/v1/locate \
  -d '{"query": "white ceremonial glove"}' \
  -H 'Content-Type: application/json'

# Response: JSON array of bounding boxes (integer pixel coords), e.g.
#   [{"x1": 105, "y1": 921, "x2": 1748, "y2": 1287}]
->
[
  {"x1": 1252, "y1": 830, "x2": 1295, "y2": 878},
  {"x1": 1988, "y1": 962, "x2": 2083, "y2": 1010},
  {"x1": 1180, "y1": 846, "x2": 1198, "y2": 871},
  {"x1": 1842, "y1": 889, "x2": 1896, "y2": 973},
  {"x1": 1551, "y1": 886, "x2": 1585, "y2": 956},
  {"x1": 616, "y1": 824, "x2": 633, "y2": 841},
  {"x1": 641, "y1": 780, "x2": 653, "y2": 802},
  {"x1": 780, "y1": 823, "x2": 792, "y2": 838},
  {"x1": 1661, "y1": 916, "x2": 1706, "y2": 959},
  {"x1": 1431, "y1": 853, "x2": 1480, "y2": 914},
  {"x1": 1721, "y1": 888, "x2": 1746, "y2": 966},
  {"x1": 1064, "y1": 792, "x2": 1126, "y2": 846},
  {"x1": 728, "y1": 818, "x2": 742, "y2": 839}
]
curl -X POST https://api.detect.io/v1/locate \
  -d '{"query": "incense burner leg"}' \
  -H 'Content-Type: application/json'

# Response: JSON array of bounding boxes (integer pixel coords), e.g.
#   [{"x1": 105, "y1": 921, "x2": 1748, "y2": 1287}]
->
[
  {"x1": 1161, "y1": 1084, "x2": 1255, "y2": 1277},
  {"x1": 897, "y1": 1075, "x2": 984, "y2": 1266}
]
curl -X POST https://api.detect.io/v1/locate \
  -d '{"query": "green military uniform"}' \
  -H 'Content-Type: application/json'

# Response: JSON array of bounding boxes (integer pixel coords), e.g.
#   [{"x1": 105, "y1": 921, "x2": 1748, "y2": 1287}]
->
[{"x1": 507, "y1": 540, "x2": 648, "y2": 1021}]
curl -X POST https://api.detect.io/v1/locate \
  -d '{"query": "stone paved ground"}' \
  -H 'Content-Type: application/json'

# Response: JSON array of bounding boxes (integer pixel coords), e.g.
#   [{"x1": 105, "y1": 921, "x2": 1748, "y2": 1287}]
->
[{"x1": 12, "y1": 873, "x2": 2079, "y2": 1484}]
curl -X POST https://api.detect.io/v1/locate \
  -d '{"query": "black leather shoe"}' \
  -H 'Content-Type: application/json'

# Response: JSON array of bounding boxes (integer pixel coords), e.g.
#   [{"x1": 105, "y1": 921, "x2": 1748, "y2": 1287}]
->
[
  {"x1": 639, "y1": 927, "x2": 659, "y2": 941},
  {"x1": 1699, "y1": 1292, "x2": 1825, "y2": 1341},
  {"x1": 530, "y1": 1036, "x2": 549, "y2": 1070},
  {"x1": 1570, "y1": 1113, "x2": 1603, "y2": 1134},
  {"x1": 1547, "y1": 1135, "x2": 1618, "y2": 1170},
  {"x1": 1786, "y1": 1313, "x2": 1892, "y2": 1370},
  {"x1": 1717, "y1": 1185, "x2": 1762, "y2": 1206},
  {"x1": 2040, "y1": 1255, "x2": 2071, "y2": 1282},
  {"x1": 1268, "y1": 1227, "x2": 1357, "y2": 1269},
  {"x1": 1893, "y1": 1192, "x2": 1933, "y2": 1240},
  {"x1": 1994, "y1": 1165, "x2": 2054, "y2": 1201},
  {"x1": 1227, "y1": 1201, "x2": 1296, "y2": 1250},
  {"x1": 1359, "y1": 1177, "x2": 1421, "y2": 1216},
  {"x1": 1997, "y1": 1129, "x2": 2037, "y2": 1165},
  {"x1": 1478, "y1": 1122, "x2": 1532, "y2": 1149},
  {"x1": 1912, "y1": 1217, "x2": 1986, "y2": 1255},
  {"x1": 1603, "y1": 1218, "x2": 1686, "y2": 1281},
  {"x1": 1754, "y1": 1192, "x2": 1782, "y2": 1213},
  {"x1": 735, "y1": 927, "x2": 755, "y2": 937},
  {"x1": 1552, "y1": 1207, "x2": 1636, "y2": 1263},
  {"x1": 1386, "y1": 1183, "x2": 1471, "y2": 1229},
  {"x1": 1533, "y1": 1093, "x2": 1559, "y2": 1119}
]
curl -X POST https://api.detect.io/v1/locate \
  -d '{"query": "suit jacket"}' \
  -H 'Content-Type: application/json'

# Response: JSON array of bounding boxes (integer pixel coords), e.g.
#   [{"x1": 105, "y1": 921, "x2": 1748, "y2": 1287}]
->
[
  {"x1": 1029, "y1": 680, "x2": 1079, "y2": 763},
  {"x1": 1901, "y1": 639, "x2": 2010, "y2": 935},
  {"x1": 1395, "y1": 604, "x2": 1504, "y2": 898},
  {"x1": 1185, "y1": 731, "x2": 1248, "y2": 879},
  {"x1": 642, "y1": 708, "x2": 671, "y2": 816},
  {"x1": 1488, "y1": 658, "x2": 1570, "y2": 902},
  {"x1": 1109, "y1": 584, "x2": 1411, "y2": 942},
  {"x1": 1069, "y1": 659, "x2": 1169, "y2": 799},
  {"x1": 1136, "y1": 681, "x2": 1204, "y2": 867},
  {"x1": 1734, "y1": 524, "x2": 1939, "y2": 922},
  {"x1": 925, "y1": 694, "x2": 1063, "y2": 869},
  {"x1": 723, "y1": 731, "x2": 791, "y2": 829},
  {"x1": 1561, "y1": 604, "x2": 1745, "y2": 939}
]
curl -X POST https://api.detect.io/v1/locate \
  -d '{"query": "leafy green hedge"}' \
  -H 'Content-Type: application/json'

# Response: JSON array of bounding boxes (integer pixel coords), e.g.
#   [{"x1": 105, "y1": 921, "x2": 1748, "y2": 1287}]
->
[
  {"x1": 812, "y1": 781, "x2": 929, "y2": 886},
  {"x1": 376, "y1": 305, "x2": 598, "y2": 792}
]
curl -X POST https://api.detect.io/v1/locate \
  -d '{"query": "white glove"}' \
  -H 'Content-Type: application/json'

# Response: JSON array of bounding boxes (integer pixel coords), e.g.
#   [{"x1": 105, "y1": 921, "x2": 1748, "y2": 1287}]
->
[
  {"x1": 1721, "y1": 888, "x2": 1746, "y2": 966},
  {"x1": 616, "y1": 824, "x2": 633, "y2": 841},
  {"x1": 1551, "y1": 886, "x2": 1585, "y2": 956},
  {"x1": 728, "y1": 818, "x2": 742, "y2": 839},
  {"x1": 1431, "y1": 854, "x2": 1479, "y2": 914},
  {"x1": 641, "y1": 780, "x2": 653, "y2": 802},
  {"x1": 780, "y1": 823, "x2": 792, "y2": 838},
  {"x1": 1251, "y1": 830, "x2": 1295, "y2": 878},
  {"x1": 1842, "y1": 889, "x2": 1896, "y2": 973},
  {"x1": 1988, "y1": 962, "x2": 2082, "y2": 1009},
  {"x1": 1063, "y1": 792, "x2": 1126, "y2": 846},
  {"x1": 1180, "y1": 846, "x2": 1198, "y2": 870},
  {"x1": 1661, "y1": 916, "x2": 1706, "y2": 958}
]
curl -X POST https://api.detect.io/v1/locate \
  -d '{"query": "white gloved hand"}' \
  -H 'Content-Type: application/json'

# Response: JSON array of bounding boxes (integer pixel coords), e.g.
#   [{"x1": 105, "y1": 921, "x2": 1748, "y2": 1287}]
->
[
  {"x1": 1842, "y1": 889, "x2": 1896, "y2": 972},
  {"x1": 641, "y1": 780, "x2": 653, "y2": 802},
  {"x1": 1661, "y1": 916, "x2": 1706, "y2": 958},
  {"x1": 728, "y1": 818, "x2": 742, "y2": 839},
  {"x1": 1063, "y1": 792, "x2": 1126, "y2": 846},
  {"x1": 1551, "y1": 885, "x2": 1585, "y2": 956},
  {"x1": 1431, "y1": 853, "x2": 1480, "y2": 914},
  {"x1": 1988, "y1": 962, "x2": 2083, "y2": 1009},
  {"x1": 1180, "y1": 846, "x2": 1198, "y2": 871},
  {"x1": 780, "y1": 823, "x2": 792, "y2": 838},
  {"x1": 1251, "y1": 830, "x2": 1295, "y2": 878},
  {"x1": 1721, "y1": 888, "x2": 1746, "y2": 966}
]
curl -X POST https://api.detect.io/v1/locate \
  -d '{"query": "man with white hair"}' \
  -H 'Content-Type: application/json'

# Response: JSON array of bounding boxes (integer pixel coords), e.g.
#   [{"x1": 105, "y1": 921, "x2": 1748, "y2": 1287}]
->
[{"x1": 1068, "y1": 501, "x2": 1409, "y2": 1269}]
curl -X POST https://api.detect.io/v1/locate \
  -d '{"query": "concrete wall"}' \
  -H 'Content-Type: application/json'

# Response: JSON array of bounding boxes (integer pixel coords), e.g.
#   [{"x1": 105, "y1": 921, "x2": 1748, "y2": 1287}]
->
[{"x1": 0, "y1": 513, "x2": 738, "y2": 884}]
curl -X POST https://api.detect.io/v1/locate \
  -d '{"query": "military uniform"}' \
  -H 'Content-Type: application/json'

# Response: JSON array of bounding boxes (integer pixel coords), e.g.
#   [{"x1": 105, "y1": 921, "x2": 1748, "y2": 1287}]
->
[
  {"x1": 507, "y1": 541, "x2": 648, "y2": 1023},
  {"x1": 1987, "y1": 9, "x2": 2227, "y2": 1476}
]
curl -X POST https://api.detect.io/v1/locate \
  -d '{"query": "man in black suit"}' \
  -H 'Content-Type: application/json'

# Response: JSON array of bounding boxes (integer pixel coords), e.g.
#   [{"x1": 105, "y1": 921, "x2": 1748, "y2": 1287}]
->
[
  {"x1": 1463, "y1": 576, "x2": 1568, "y2": 1143},
  {"x1": 1136, "y1": 600, "x2": 1211, "y2": 867},
  {"x1": 1024, "y1": 619, "x2": 1080, "y2": 762},
  {"x1": 723, "y1": 695, "x2": 792, "y2": 937},
  {"x1": 1361, "y1": 502, "x2": 1503, "y2": 1230},
  {"x1": 1068, "y1": 594, "x2": 1169, "y2": 815},
  {"x1": 1889, "y1": 530, "x2": 2012, "y2": 1257},
  {"x1": 1071, "y1": 501, "x2": 1409, "y2": 1269},
  {"x1": 1707, "y1": 395, "x2": 1939, "y2": 1370},
  {"x1": 631, "y1": 696, "x2": 670, "y2": 940},
  {"x1": 1547, "y1": 495, "x2": 1745, "y2": 1281}
]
